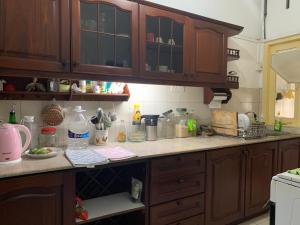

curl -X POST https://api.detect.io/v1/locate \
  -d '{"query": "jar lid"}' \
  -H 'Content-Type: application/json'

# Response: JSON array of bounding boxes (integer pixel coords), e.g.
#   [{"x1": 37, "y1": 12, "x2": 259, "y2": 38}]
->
[{"x1": 41, "y1": 127, "x2": 56, "y2": 134}]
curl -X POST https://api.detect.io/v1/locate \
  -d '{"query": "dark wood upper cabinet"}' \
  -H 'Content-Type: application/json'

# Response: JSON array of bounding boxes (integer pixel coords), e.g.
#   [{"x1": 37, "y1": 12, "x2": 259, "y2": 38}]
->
[
  {"x1": 71, "y1": 0, "x2": 138, "y2": 76},
  {"x1": 139, "y1": 5, "x2": 189, "y2": 81},
  {"x1": 206, "y1": 147, "x2": 245, "y2": 225},
  {"x1": 278, "y1": 139, "x2": 300, "y2": 172},
  {"x1": 189, "y1": 19, "x2": 227, "y2": 83},
  {"x1": 0, "y1": 0, "x2": 70, "y2": 72},
  {"x1": 245, "y1": 142, "x2": 278, "y2": 217},
  {"x1": 0, "y1": 172, "x2": 75, "y2": 225}
]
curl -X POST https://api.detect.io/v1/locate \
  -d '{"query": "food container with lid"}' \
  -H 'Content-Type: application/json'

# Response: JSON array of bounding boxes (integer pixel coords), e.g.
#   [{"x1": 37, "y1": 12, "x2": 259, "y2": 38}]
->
[{"x1": 39, "y1": 127, "x2": 57, "y2": 147}]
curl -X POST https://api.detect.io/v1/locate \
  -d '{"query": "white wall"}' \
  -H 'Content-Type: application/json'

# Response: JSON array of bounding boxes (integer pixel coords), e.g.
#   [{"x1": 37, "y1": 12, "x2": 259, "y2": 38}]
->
[
  {"x1": 266, "y1": 0, "x2": 300, "y2": 40},
  {"x1": 0, "y1": 84, "x2": 261, "y2": 146}
]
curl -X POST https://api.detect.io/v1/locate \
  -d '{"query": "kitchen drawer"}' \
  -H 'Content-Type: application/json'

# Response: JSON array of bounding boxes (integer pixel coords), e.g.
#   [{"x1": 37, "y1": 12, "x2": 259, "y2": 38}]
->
[
  {"x1": 151, "y1": 153, "x2": 205, "y2": 179},
  {"x1": 169, "y1": 214, "x2": 205, "y2": 225},
  {"x1": 150, "y1": 194, "x2": 205, "y2": 225},
  {"x1": 151, "y1": 173, "x2": 205, "y2": 205}
]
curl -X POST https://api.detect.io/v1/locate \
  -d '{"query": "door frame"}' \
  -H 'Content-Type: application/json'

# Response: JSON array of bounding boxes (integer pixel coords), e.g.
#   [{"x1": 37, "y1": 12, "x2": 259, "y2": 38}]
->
[{"x1": 262, "y1": 34, "x2": 300, "y2": 127}]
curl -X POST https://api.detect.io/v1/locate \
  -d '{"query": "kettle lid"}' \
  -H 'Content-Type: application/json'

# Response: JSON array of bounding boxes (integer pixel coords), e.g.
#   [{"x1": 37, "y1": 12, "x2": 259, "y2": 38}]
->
[{"x1": 0, "y1": 122, "x2": 13, "y2": 129}]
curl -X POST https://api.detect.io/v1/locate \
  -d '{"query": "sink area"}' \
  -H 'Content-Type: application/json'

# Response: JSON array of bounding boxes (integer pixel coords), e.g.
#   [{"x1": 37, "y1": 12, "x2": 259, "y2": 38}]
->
[{"x1": 265, "y1": 130, "x2": 290, "y2": 137}]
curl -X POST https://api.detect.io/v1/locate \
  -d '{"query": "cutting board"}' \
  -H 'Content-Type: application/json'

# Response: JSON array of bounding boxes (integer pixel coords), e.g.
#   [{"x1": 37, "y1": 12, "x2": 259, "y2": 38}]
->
[{"x1": 211, "y1": 110, "x2": 238, "y2": 136}]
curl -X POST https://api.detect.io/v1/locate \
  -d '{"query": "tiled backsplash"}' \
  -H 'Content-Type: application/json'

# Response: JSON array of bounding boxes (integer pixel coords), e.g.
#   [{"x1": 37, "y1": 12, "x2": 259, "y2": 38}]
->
[{"x1": 0, "y1": 84, "x2": 262, "y2": 146}]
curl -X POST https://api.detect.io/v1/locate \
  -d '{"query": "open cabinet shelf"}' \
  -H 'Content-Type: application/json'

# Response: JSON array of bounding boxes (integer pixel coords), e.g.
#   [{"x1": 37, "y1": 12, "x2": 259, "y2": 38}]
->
[{"x1": 76, "y1": 192, "x2": 145, "y2": 225}]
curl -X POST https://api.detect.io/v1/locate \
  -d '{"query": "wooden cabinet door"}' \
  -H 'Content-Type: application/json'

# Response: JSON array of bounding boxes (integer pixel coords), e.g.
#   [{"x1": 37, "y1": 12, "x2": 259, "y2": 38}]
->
[
  {"x1": 139, "y1": 5, "x2": 189, "y2": 81},
  {"x1": 0, "y1": 0, "x2": 70, "y2": 72},
  {"x1": 0, "y1": 173, "x2": 75, "y2": 225},
  {"x1": 278, "y1": 139, "x2": 300, "y2": 172},
  {"x1": 245, "y1": 142, "x2": 278, "y2": 217},
  {"x1": 72, "y1": 0, "x2": 138, "y2": 77},
  {"x1": 206, "y1": 147, "x2": 245, "y2": 225},
  {"x1": 189, "y1": 19, "x2": 227, "y2": 84}
]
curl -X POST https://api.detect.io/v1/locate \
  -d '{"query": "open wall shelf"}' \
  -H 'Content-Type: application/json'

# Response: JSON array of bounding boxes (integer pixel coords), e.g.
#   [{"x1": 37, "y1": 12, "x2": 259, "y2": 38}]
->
[
  {"x1": 0, "y1": 76, "x2": 130, "y2": 101},
  {"x1": 227, "y1": 48, "x2": 240, "y2": 61},
  {"x1": 0, "y1": 91, "x2": 130, "y2": 101}
]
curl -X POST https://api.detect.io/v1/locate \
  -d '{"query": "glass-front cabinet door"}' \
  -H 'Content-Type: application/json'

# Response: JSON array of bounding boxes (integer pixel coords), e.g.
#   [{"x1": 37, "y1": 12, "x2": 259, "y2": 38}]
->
[
  {"x1": 139, "y1": 5, "x2": 188, "y2": 80},
  {"x1": 72, "y1": 0, "x2": 138, "y2": 76}
]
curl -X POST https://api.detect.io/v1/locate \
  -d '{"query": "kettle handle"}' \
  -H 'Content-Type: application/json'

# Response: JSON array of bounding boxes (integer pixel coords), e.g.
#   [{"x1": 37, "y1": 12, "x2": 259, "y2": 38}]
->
[{"x1": 15, "y1": 125, "x2": 32, "y2": 152}]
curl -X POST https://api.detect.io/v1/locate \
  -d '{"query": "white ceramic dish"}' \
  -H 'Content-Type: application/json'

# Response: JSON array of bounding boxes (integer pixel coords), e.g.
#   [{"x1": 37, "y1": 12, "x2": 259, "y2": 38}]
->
[
  {"x1": 25, "y1": 147, "x2": 60, "y2": 159},
  {"x1": 238, "y1": 114, "x2": 250, "y2": 131}
]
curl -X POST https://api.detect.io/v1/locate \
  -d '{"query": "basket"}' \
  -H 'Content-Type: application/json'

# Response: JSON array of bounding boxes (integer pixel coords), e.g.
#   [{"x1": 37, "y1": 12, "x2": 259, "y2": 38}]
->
[{"x1": 239, "y1": 122, "x2": 266, "y2": 139}]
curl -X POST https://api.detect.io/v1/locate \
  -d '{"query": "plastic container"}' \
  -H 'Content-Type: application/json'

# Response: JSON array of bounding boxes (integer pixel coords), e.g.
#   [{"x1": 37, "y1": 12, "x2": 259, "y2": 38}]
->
[
  {"x1": 39, "y1": 127, "x2": 57, "y2": 147},
  {"x1": 128, "y1": 124, "x2": 145, "y2": 142},
  {"x1": 164, "y1": 110, "x2": 176, "y2": 139},
  {"x1": 187, "y1": 110, "x2": 197, "y2": 136},
  {"x1": 21, "y1": 116, "x2": 38, "y2": 149},
  {"x1": 79, "y1": 80, "x2": 86, "y2": 93},
  {"x1": 132, "y1": 104, "x2": 142, "y2": 125},
  {"x1": 175, "y1": 108, "x2": 189, "y2": 138},
  {"x1": 67, "y1": 106, "x2": 90, "y2": 149}
]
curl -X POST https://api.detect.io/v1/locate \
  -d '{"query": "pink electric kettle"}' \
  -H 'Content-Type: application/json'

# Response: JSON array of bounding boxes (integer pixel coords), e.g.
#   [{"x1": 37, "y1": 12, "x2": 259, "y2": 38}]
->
[{"x1": 0, "y1": 123, "x2": 31, "y2": 164}]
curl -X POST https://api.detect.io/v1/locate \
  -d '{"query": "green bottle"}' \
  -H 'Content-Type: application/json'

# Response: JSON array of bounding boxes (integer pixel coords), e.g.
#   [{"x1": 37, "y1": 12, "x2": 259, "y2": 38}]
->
[
  {"x1": 274, "y1": 113, "x2": 282, "y2": 132},
  {"x1": 9, "y1": 104, "x2": 17, "y2": 124}
]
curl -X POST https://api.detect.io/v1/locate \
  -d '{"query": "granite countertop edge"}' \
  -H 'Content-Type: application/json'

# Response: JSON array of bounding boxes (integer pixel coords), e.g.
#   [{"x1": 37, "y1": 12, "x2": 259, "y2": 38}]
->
[{"x1": 1, "y1": 134, "x2": 299, "y2": 179}]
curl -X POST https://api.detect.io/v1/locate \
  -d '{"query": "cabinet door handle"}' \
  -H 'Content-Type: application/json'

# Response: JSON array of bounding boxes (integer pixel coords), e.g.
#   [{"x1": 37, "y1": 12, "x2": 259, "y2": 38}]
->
[
  {"x1": 61, "y1": 60, "x2": 69, "y2": 68},
  {"x1": 177, "y1": 156, "x2": 182, "y2": 162},
  {"x1": 176, "y1": 200, "x2": 182, "y2": 206},
  {"x1": 177, "y1": 178, "x2": 185, "y2": 184},
  {"x1": 244, "y1": 150, "x2": 249, "y2": 156}
]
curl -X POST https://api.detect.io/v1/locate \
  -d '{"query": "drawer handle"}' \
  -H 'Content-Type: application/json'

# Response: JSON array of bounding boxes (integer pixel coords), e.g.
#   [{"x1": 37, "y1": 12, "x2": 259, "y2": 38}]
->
[
  {"x1": 177, "y1": 178, "x2": 185, "y2": 184},
  {"x1": 176, "y1": 200, "x2": 183, "y2": 206},
  {"x1": 197, "y1": 159, "x2": 202, "y2": 165},
  {"x1": 177, "y1": 156, "x2": 182, "y2": 162}
]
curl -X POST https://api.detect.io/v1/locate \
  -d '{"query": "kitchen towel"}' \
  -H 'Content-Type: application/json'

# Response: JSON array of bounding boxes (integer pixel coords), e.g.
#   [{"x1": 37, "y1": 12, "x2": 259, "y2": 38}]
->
[
  {"x1": 93, "y1": 146, "x2": 137, "y2": 161},
  {"x1": 65, "y1": 149, "x2": 109, "y2": 168}
]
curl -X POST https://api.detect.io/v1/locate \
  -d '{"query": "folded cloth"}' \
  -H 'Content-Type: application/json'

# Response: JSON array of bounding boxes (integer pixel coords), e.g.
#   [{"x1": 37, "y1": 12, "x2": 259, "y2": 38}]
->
[
  {"x1": 65, "y1": 149, "x2": 109, "y2": 168},
  {"x1": 93, "y1": 146, "x2": 137, "y2": 161},
  {"x1": 288, "y1": 168, "x2": 300, "y2": 175}
]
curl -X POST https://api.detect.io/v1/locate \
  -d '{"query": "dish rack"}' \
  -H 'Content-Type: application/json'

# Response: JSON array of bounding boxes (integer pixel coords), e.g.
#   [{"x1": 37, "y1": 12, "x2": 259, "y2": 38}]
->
[{"x1": 238, "y1": 122, "x2": 267, "y2": 139}]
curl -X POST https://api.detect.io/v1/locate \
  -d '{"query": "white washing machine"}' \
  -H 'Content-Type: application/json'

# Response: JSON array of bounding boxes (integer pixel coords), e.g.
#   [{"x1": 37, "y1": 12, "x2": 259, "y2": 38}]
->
[{"x1": 270, "y1": 172, "x2": 300, "y2": 225}]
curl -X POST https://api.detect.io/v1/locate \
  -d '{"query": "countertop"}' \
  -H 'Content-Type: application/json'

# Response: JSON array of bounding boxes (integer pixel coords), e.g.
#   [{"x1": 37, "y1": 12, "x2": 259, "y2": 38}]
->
[{"x1": 1, "y1": 134, "x2": 300, "y2": 179}]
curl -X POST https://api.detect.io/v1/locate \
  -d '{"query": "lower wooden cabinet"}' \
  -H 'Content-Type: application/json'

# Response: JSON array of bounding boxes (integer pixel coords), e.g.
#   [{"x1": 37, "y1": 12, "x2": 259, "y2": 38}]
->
[
  {"x1": 150, "y1": 194, "x2": 204, "y2": 225},
  {"x1": 206, "y1": 147, "x2": 245, "y2": 225},
  {"x1": 0, "y1": 172, "x2": 74, "y2": 225},
  {"x1": 245, "y1": 142, "x2": 277, "y2": 217},
  {"x1": 169, "y1": 214, "x2": 205, "y2": 225},
  {"x1": 206, "y1": 142, "x2": 278, "y2": 225},
  {"x1": 278, "y1": 139, "x2": 300, "y2": 172}
]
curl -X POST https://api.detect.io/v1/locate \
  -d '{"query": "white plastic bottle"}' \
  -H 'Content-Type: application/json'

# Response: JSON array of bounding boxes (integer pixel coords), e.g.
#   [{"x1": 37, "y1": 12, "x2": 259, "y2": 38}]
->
[
  {"x1": 21, "y1": 116, "x2": 38, "y2": 149},
  {"x1": 67, "y1": 106, "x2": 90, "y2": 149}
]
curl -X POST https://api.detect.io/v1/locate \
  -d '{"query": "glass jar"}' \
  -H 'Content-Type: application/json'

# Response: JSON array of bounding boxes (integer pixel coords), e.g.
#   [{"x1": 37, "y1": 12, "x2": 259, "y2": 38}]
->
[
  {"x1": 175, "y1": 108, "x2": 189, "y2": 138},
  {"x1": 39, "y1": 127, "x2": 57, "y2": 147},
  {"x1": 162, "y1": 110, "x2": 175, "y2": 139},
  {"x1": 116, "y1": 120, "x2": 127, "y2": 142}
]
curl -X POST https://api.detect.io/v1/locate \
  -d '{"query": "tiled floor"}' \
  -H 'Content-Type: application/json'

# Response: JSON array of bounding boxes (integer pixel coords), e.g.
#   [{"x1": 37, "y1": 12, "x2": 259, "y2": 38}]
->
[{"x1": 238, "y1": 213, "x2": 269, "y2": 225}]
